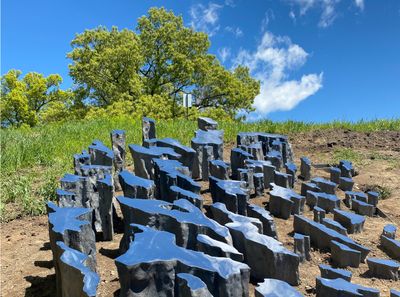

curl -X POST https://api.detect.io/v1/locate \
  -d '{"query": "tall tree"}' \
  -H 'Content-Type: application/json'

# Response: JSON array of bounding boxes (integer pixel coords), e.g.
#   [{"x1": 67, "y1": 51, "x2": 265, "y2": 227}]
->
[
  {"x1": 68, "y1": 7, "x2": 260, "y2": 118},
  {"x1": 1, "y1": 70, "x2": 70, "y2": 127}
]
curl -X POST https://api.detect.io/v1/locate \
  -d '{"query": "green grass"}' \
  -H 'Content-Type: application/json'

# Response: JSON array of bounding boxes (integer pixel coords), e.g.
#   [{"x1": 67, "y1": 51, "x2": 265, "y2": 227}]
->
[{"x1": 1, "y1": 116, "x2": 399, "y2": 221}]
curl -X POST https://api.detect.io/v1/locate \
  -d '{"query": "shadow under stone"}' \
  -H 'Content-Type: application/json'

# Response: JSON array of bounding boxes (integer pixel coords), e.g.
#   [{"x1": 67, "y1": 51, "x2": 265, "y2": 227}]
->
[
  {"x1": 99, "y1": 247, "x2": 120, "y2": 259},
  {"x1": 24, "y1": 274, "x2": 56, "y2": 297},
  {"x1": 34, "y1": 260, "x2": 53, "y2": 269}
]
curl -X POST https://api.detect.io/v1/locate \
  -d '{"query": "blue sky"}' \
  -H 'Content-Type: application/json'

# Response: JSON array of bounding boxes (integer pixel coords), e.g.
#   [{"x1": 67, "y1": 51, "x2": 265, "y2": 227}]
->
[{"x1": 2, "y1": 0, "x2": 400, "y2": 122}]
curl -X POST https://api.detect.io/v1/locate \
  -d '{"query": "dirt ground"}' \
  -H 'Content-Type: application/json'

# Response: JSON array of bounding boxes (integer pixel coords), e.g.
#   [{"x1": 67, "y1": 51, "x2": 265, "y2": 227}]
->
[{"x1": 1, "y1": 129, "x2": 399, "y2": 296}]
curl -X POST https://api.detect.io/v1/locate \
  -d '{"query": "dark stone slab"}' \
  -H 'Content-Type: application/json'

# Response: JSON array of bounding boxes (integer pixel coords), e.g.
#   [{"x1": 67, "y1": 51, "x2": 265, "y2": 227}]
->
[
  {"x1": 269, "y1": 183, "x2": 305, "y2": 219},
  {"x1": 266, "y1": 150, "x2": 283, "y2": 170},
  {"x1": 351, "y1": 199, "x2": 375, "y2": 217},
  {"x1": 300, "y1": 157, "x2": 311, "y2": 180},
  {"x1": 380, "y1": 235, "x2": 400, "y2": 260},
  {"x1": 56, "y1": 241, "x2": 99, "y2": 297},
  {"x1": 367, "y1": 257, "x2": 399, "y2": 280},
  {"x1": 344, "y1": 191, "x2": 368, "y2": 208},
  {"x1": 274, "y1": 171, "x2": 291, "y2": 188},
  {"x1": 339, "y1": 160, "x2": 355, "y2": 178},
  {"x1": 311, "y1": 177, "x2": 337, "y2": 195},
  {"x1": 73, "y1": 150, "x2": 91, "y2": 175},
  {"x1": 240, "y1": 142, "x2": 264, "y2": 160},
  {"x1": 330, "y1": 167, "x2": 341, "y2": 184},
  {"x1": 322, "y1": 218, "x2": 347, "y2": 236},
  {"x1": 176, "y1": 273, "x2": 213, "y2": 297},
  {"x1": 226, "y1": 221, "x2": 300, "y2": 285},
  {"x1": 198, "y1": 117, "x2": 218, "y2": 131},
  {"x1": 153, "y1": 158, "x2": 200, "y2": 202},
  {"x1": 210, "y1": 202, "x2": 263, "y2": 233},
  {"x1": 319, "y1": 264, "x2": 352, "y2": 281},
  {"x1": 209, "y1": 159, "x2": 231, "y2": 180},
  {"x1": 301, "y1": 182, "x2": 320, "y2": 196},
  {"x1": 333, "y1": 209, "x2": 365, "y2": 234},
  {"x1": 293, "y1": 215, "x2": 370, "y2": 261},
  {"x1": 129, "y1": 144, "x2": 181, "y2": 179},
  {"x1": 196, "y1": 234, "x2": 244, "y2": 262},
  {"x1": 383, "y1": 224, "x2": 397, "y2": 239},
  {"x1": 246, "y1": 204, "x2": 278, "y2": 239},
  {"x1": 285, "y1": 162, "x2": 297, "y2": 188},
  {"x1": 209, "y1": 176, "x2": 249, "y2": 215},
  {"x1": 294, "y1": 233, "x2": 311, "y2": 262},
  {"x1": 255, "y1": 278, "x2": 304, "y2": 297},
  {"x1": 142, "y1": 117, "x2": 156, "y2": 143},
  {"x1": 238, "y1": 167, "x2": 255, "y2": 193},
  {"x1": 253, "y1": 172, "x2": 265, "y2": 196},
  {"x1": 115, "y1": 224, "x2": 250, "y2": 297},
  {"x1": 263, "y1": 163, "x2": 276, "y2": 190},
  {"x1": 230, "y1": 148, "x2": 254, "y2": 179},
  {"x1": 367, "y1": 191, "x2": 379, "y2": 206},
  {"x1": 331, "y1": 240, "x2": 361, "y2": 268},
  {"x1": 391, "y1": 289, "x2": 400, "y2": 297},
  {"x1": 119, "y1": 170, "x2": 155, "y2": 199},
  {"x1": 313, "y1": 206, "x2": 326, "y2": 223},
  {"x1": 306, "y1": 191, "x2": 340, "y2": 213},
  {"x1": 316, "y1": 277, "x2": 380, "y2": 297},
  {"x1": 155, "y1": 138, "x2": 196, "y2": 174},
  {"x1": 111, "y1": 130, "x2": 126, "y2": 190},
  {"x1": 339, "y1": 177, "x2": 354, "y2": 192},
  {"x1": 117, "y1": 197, "x2": 232, "y2": 251},
  {"x1": 89, "y1": 140, "x2": 114, "y2": 167},
  {"x1": 97, "y1": 174, "x2": 114, "y2": 241},
  {"x1": 170, "y1": 185, "x2": 203, "y2": 209}
]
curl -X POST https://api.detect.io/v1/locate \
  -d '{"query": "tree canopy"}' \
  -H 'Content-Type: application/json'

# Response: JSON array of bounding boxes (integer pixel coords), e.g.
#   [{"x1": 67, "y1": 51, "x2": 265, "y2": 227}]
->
[
  {"x1": 68, "y1": 7, "x2": 260, "y2": 118},
  {"x1": 1, "y1": 70, "x2": 72, "y2": 127}
]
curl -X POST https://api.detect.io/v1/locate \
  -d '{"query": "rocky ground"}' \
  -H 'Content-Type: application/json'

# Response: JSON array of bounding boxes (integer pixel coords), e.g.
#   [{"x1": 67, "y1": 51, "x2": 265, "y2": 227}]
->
[{"x1": 1, "y1": 129, "x2": 399, "y2": 297}]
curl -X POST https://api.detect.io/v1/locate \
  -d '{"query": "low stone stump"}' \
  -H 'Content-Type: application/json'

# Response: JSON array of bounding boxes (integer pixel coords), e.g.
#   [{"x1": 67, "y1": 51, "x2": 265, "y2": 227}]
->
[
  {"x1": 89, "y1": 140, "x2": 114, "y2": 167},
  {"x1": 119, "y1": 170, "x2": 155, "y2": 199},
  {"x1": 73, "y1": 150, "x2": 91, "y2": 174},
  {"x1": 142, "y1": 116, "x2": 156, "y2": 142},
  {"x1": 383, "y1": 224, "x2": 397, "y2": 239},
  {"x1": 333, "y1": 209, "x2": 365, "y2": 234},
  {"x1": 253, "y1": 172, "x2": 265, "y2": 196},
  {"x1": 306, "y1": 191, "x2": 340, "y2": 213},
  {"x1": 198, "y1": 116, "x2": 218, "y2": 131},
  {"x1": 293, "y1": 233, "x2": 311, "y2": 262},
  {"x1": 209, "y1": 159, "x2": 231, "y2": 180},
  {"x1": 301, "y1": 182, "x2": 320, "y2": 196},
  {"x1": 339, "y1": 160, "x2": 355, "y2": 178},
  {"x1": 115, "y1": 224, "x2": 250, "y2": 297},
  {"x1": 285, "y1": 162, "x2": 297, "y2": 188},
  {"x1": 226, "y1": 221, "x2": 300, "y2": 285},
  {"x1": 300, "y1": 157, "x2": 311, "y2": 180},
  {"x1": 293, "y1": 215, "x2": 370, "y2": 261},
  {"x1": 240, "y1": 142, "x2": 264, "y2": 160},
  {"x1": 269, "y1": 184, "x2": 305, "y2": 219},
  {"x1": 330, "y1": 240, "x2": 361, "y2": 268},
  {"x1": 263, "y1": 163, "x2": 276, "y2": 189},
  {"x1": 351, "y1": 199, "x2": 376, "y2": 217},
  {"x1": 247, "y1": 203, "x2": 278, "y2": 239},
  {"x1": 338, "y1": 177, "x2": 354, "y2": 191},
  {"x1": 313, "y1": 206, "x2": 326, "y2": 223},
  {"x1": 169, "y1": 185, "x2": 203, "y2": 209},
  {"x1": 274, "y1": 171, "x2": 290, "y2": 188},
  {"x1": 255, "y1": 278, "x2": 304, "y2": 297},
  {"x1": 176, "y1": 273, "x2": 213, "y2": 297},
  {"x1": 196, "y1": 234, "x2": 244, "y2": 262},
  {"x1": 316, "y1": 277, "x2": 379, "y2": 297},
  {"x1": 56, "y1": 241, "x2": 99, "y2": 297},
  {"x1": 380, "y1": 235, "x2": 400, "y2": 260},
  {"x1": 209, "y1": 176, "x2": 249, "y2": 215},
  {"x1": 322, "y1": 218, "x2": 347, "y2": 236},
  {"x1": 367, "y1": 191, "x2": 380, "y2": 206},
  {"x1": 311, "y1": 177, "x2": 337, "y2": 194},
  {"x1": 230, "y1": 148, "x2": 253, "y2": 179},
  {"x1": 266, "y1": 150, "x2": 282, "y2": 170},
  {"x1": 329, "y1": 167, "x2": 341, "y2": 184},
  {"x1": 367, "y1": 257, "x2": 399, "y2": 280},
  {"x1": 318, "y1": 264, "x2": 352, "y2": 281},
  {"x1": 344, "y1": 191, "x2": 368, "y2": 208}
]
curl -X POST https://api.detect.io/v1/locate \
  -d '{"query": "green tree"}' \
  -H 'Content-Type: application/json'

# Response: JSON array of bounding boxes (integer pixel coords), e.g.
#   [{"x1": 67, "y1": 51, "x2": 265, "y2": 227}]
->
[
  {"x1": 68, "y1": 7, "x2": 260, "y2": 119},
  {"x1": 1, "y1": 70, "x2": 71, "y2": 127}
]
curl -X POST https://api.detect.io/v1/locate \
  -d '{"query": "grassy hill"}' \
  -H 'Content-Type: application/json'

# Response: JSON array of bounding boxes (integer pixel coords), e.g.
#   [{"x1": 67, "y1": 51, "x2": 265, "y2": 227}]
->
[{"x1": 1, "y1": 116, "x2": 399, "y2": 221}]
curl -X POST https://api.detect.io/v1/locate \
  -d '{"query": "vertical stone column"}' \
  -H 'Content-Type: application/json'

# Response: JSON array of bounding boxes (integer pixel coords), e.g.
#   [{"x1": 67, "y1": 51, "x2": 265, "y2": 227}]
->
[{"x1": 111, "y1": 130, "x2": 126, "y2": 191}]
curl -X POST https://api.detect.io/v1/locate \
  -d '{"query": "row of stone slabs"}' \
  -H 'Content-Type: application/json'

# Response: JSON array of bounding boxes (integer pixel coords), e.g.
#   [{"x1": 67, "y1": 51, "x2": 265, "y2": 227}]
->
[{"x1": 46, "y1": 117, "x2": 396, "y2": 296}]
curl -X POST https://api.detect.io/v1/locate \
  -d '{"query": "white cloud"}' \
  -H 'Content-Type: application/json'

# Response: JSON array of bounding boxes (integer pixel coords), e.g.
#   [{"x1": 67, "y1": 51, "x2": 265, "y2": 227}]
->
[
  {"x1": 218, "y1": 47, "x2": 231, "y2": 63},
  {"x1": 189, "y1": 3, "x2": 223, "y2": 36},
  {"x1": 261, "y1": 9, "x2": 275, "y2": 32},
  {"x1": 234, "y1": 31, "x2": 323, "y2": 116},
  {"x1": 225, "y1": 26, "x2": 243, "y2": 37},
  {"x1": 287, "y1": 0, "x2": 365, "y2": 28},
  {"x1": 224, "y1": 0, "x2": 236, "y2": 7}
]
